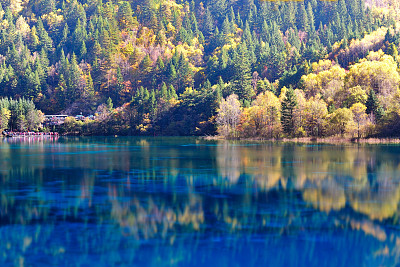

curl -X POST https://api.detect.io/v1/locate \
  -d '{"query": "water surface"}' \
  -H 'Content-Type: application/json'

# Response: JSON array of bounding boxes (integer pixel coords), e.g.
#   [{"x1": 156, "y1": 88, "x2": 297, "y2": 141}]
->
[{"x1": 1, "y1": 137, "x2": 400, "y2": 266}]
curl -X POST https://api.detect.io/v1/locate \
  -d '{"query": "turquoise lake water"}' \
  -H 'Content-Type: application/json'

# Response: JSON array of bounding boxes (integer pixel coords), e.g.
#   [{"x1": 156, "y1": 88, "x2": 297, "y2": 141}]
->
[{"x1": 1, "y1": 136, "x2": 400, "y2": 266}]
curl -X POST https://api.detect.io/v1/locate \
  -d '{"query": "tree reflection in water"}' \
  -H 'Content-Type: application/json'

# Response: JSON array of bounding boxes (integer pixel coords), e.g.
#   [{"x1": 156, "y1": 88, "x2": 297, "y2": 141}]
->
[{"x1": 1, "y1": 137, "x2": 400, "y2": 266}]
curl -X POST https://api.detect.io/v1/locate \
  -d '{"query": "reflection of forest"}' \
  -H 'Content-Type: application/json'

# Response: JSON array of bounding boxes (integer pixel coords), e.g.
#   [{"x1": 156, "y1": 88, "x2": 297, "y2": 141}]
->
[
  {"x1": 217, "y1": 142, "x2": 400, "y2": 220},
  {"x1": 1, "y1": 138, "x2": 400, "y2": 265}
]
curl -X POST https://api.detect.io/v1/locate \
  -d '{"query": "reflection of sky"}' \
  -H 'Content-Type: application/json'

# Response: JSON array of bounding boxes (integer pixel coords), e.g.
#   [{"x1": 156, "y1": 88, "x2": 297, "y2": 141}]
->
[{"x1": 1, "y1": 137, "x2": 400, "y2": 266}]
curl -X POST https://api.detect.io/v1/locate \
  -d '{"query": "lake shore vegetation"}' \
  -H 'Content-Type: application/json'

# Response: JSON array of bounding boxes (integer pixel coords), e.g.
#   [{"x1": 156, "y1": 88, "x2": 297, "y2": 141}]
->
[{"x1": 0, "y1": 0, "x2": 399, "y2": 138}]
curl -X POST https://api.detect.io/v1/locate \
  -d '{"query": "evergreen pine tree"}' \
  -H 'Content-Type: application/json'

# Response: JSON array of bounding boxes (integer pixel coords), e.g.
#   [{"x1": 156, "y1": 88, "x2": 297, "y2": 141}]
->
[
  {"x1": 232, "y1": 42, "x2": 254, "y2": 101},
  {"x1": 366, "y1": 89, "x2": 384, "y2": 122},
  {"x1": 84, "y1": 72, "x2": 95, "y2": 99},
  {"x1": 204, "y1": 7, "x2": 214, "y2": 35},
  {"x1": 68, "y1": 53, "x2": 81, "y2": 101},
  {"x1": 297, "y1": 3, "x2": 309, "y2": 31},
  {"x1": 106, "y1": 97, "x2": 113, "y2": 111},
  {"x1": 168, "y1": 85, "x2": 177, "y2": 99},
  {"x1": 281, "y1": 88, "x2": 297, "y2": 136},
  {"x1": 160, "y1": 82, "x2": 168, "y2": 99},
  {"x1": 80, "y1": 41, "x2": 87, "y2": 58}
]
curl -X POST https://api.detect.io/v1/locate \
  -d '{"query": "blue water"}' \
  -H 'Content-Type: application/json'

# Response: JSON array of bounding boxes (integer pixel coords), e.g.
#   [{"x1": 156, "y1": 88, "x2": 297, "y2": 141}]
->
[{"x1": 1, "y1": 137, "x2": 400, "y2": 266}]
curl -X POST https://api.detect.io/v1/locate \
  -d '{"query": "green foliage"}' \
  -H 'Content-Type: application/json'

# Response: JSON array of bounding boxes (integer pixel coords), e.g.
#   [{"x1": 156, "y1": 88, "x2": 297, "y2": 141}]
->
[
  {"x1": 366, "y1": 89, "x2": 384, "y2": 122},
  {"x1": 0, "y1": 97, "x2": 43, "y2": 131},
  {"x1": 281, "y1": 88, "x2": 297, "y2": 137},
  {"x1": 106, "y1": 97, "x2": 113, "y2": 111},
  {"x1": 0, "y1": 0, "x2": 395, "y2": 137}
]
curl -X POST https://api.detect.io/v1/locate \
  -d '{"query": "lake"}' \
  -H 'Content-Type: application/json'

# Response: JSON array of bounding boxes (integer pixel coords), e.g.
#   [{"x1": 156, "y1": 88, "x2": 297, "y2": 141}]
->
[{"x1": 1, "y1": 137, "x2": 400, "y2": 266}]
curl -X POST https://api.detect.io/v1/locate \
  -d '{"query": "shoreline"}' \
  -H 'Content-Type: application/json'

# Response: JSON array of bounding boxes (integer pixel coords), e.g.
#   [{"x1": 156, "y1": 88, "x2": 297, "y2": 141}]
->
[
  {"x1": 3, "y1": 134, "x2": 400, "y2": 145},
  {"x1": 202, "y1": 136, "x2": 400, "y2": 145},
  {"x1": 1, "y1": 131, "x2": 59, "y2": 138}
]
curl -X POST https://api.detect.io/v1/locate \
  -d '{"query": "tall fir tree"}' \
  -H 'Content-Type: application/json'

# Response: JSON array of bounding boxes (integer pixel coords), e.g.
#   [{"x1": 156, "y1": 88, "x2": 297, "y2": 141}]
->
[
  {"x1": 232, "y1": 42, "x2": 254, "y2": 101},
  {"x1": 281, "y1": 88, "x2": 297, "y2": 136},
  {"x1": 366, "y1": 89, "x2": 384, "y2": 122}
]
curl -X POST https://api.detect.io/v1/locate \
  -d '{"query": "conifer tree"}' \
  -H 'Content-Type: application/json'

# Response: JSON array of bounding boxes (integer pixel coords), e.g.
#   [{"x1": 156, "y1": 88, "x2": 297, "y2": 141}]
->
[
  {"x1": 140, "y1": 55, "x2": 153, "y2": 74},
  {"x1": 156, "y1": 56, "x2": 165, "y2": 71},
  {"x1": 56, "y1": 74, "x2": 67, "y2": 107},
  {"x1": 210, "y1": 0, "x2": 227, "y2": 21},
  {"x1": 204, "y1": 7, "x2": 214, "y2": 35},
  {"x1": 232, "y1": 42, "x2": 254, "y2": 101},
  {"x1": 307, "y1": 3, "x2": 316, "y2": 36},
  {"x1": 106, "y1": 97, "x2": 113, "y2": 111},
  {"x1": 80, "y1": 41, "x2": 87, "y2": 58},
  {"x1": 366, "y1": 89, "x2": 384, "y2": 122},
  {"x1": 68, "y1": 53, "x2": 81, "y2": 101},
  {"x1": 222, "y1": 15, "x2": 231, "y2": 36},
  {"x1": 167, "y1": 64, "x2": 177, "y2": 85},
  {"x1": 168, "y1": 85, "x2": 177, "y2": 99},
  {"x1": 281, "y1": 88, "x2": 297, "y2": 136},
  {"x1": 160, "y1": 82, "x2": 168, "y2": 99},
  {"x1": 84, "y1": 72, "x2": 95, "y2": 99},
  {"x1": 118, "y1": 1, "x2": 135, "y2": 30},
  {"x1": 297, "y1": 3, "x2": 309, "y2": 31},
  {"x1": 37, "y1": 19, "x2": 53, "y2": 51},
  {"x1": 282, "y1": 2, "x2": 296, "y2": 31},
  {"x1": 337, "y1": 0, "x2": 349, "y2": 20}
]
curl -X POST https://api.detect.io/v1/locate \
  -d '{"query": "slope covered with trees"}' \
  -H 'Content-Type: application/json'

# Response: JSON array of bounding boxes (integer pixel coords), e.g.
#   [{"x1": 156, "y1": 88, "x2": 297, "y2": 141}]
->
[{"x1": 0, "y1": 0, "x2": 399, "y2": 137}]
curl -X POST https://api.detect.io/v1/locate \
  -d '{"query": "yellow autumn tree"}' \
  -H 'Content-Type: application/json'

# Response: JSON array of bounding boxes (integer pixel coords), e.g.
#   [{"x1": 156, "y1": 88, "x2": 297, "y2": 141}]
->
[
  {"x1": 350, "y1": 103, "x2": 368, "y2": 139},
  {"x1": 15, "y1": 15, "x2": 30, "y2": 39},
  {"x1": 328, "y1": 108, "x2": 354, "y2": 136},
  {"x1": 293, "y1": 89, "x2": 307, "y2": 137},
  {"x1": 239, "y1": 91, "x2": 281, "y2": 138},
  {"x1": 345, "y1": 85, "x2": 368, "y2": 107},
  {"x1": 345, "y1": 50, "x2": 400, "y2": 109},
  {"x1": 216, "y1": 94, "x2": 241, "y2": 138},
  {"x1": 303, "y1": 97, "x2": 328, "y2": 137},
  {"x1": 300, "y1": 60, "x2": 346, "y2": 106}
]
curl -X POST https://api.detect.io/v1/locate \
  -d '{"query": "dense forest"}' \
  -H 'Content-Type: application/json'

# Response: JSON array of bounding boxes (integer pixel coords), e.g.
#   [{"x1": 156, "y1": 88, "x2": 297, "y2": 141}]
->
[{"x1": 0, "y1": 0, "x2": 399, "y2": 137}]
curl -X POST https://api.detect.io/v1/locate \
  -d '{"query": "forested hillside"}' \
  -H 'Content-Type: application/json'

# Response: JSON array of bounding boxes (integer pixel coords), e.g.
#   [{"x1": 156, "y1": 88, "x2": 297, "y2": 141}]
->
[{"x1": 0, "y1": 0, "x2": 399, "y2": 136}]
